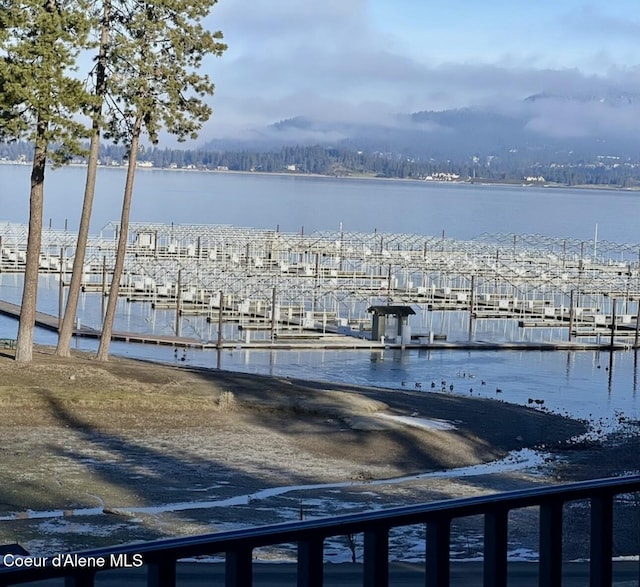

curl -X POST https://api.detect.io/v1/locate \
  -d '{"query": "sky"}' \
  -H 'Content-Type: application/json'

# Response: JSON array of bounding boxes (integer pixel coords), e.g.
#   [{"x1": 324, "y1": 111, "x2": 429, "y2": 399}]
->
[{"x1": 195, "y1": 1, "x2": 640, "y2": 142}]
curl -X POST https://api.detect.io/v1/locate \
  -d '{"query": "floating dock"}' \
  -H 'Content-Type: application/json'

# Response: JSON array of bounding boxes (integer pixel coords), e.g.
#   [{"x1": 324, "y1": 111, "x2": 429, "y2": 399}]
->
[
  {"x1": 1, "y1": 222, "x2": 640, "y2": 349},
  {"x1": 0, "y1": 299, "x2": 634, "y2": 352}
]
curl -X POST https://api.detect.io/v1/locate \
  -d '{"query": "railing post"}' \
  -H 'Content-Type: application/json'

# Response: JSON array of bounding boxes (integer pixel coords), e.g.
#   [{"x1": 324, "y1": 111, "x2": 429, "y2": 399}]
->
[
  {"x1": 147, "y1": 559, "x2": 176, "y2": 587},
  {"x1": 539, "y1": 500, "x2": 563, "y2": 587},
  {"x1": 0, "y1": 477, "x2": 638, "y2": 587},
  {"x1": 426, "y1": 518, "x2": 450, "y2": 586},
  {"x1": 226, "y1": 548, "x2": 253, "y2": 587},
  {"x1": 484, "y1": 508, "x2": 508, "y2": 587},
  {"x1": 297, "y1": 537, "x2": 324, "y2": 587},
  {"x1": 590, "y1": 493, "x2": 614, "y2": 587},
  {"x1": 363, "y1": 527, "x2": 389, "y2": 587}
]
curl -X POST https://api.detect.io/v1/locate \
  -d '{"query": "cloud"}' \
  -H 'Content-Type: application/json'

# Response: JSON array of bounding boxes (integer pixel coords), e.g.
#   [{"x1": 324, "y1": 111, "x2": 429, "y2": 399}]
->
[
  {"x1": 561, "y1": 4, "x2": 640, "y2": 39},
  {"x1": 523, "y1": 98, "x2": 640, "y2": 139},
  {"x1": 199, "y1": 0, "x2": 640, "y2": 142},
  {"x1": 211, "y1": 0, "x2": 373, "y2": 56}
]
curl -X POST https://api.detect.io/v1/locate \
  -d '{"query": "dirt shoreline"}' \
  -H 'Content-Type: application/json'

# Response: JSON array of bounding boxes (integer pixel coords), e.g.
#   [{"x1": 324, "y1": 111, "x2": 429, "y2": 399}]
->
[{"x1": 0, "y1": 346, "x2": 635, "y2": 555}]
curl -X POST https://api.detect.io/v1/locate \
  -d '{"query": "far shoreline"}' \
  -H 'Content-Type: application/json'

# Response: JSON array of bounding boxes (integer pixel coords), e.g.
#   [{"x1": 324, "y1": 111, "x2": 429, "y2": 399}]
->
[{"x1": 3, "y1": 160, "x2": 640, "y2": 193}]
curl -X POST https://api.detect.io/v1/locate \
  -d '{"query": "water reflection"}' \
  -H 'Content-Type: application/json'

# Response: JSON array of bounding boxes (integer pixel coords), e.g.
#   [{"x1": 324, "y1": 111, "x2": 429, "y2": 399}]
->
[
  {"x1": 207, "y1": 344, "x2": 640, "y2": 427},
  {"x1": 2, "y1": 275, "x2": 640, "y2": 429},
  {"x1": 608, "y1": 351, "x2": 615, "y2": 394}
]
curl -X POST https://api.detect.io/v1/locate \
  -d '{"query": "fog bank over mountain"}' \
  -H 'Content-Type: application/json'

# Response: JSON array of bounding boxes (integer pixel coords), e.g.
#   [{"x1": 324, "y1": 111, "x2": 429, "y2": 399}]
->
[{"x1": 203, "y1": 92, "x2": 640, "y2": 162}]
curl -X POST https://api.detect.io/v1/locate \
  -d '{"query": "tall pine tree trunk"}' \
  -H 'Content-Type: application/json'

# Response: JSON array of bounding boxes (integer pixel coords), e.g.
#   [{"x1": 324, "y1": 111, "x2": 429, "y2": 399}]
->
[
  {"x1": 96, "y1": 115, "x2": 142, "y2": 361},
  {"x1": 15, "y1": 119, "x2": 47, "y2": 362},
  {"x1": 56, "y1": 0, "x2": 110, "y2": 357}
]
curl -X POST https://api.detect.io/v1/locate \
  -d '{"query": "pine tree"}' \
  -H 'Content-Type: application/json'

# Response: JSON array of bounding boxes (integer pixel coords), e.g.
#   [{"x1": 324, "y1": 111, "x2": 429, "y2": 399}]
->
[
  {"x1": 0, "y1": 0, "x2": 94, "y2": 362},
  {"x1": 56, "y1": 0, "x2": 112, "y2": 358},
  {"x1": 95, "y1": 0, "x2": 226, "y2": 361}
]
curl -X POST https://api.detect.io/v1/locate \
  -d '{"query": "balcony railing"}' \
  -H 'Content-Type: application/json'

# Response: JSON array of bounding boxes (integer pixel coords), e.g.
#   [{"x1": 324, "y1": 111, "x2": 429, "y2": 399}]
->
[{"x1": 0, "y1": 475, "x2": 639, "y2": 586}]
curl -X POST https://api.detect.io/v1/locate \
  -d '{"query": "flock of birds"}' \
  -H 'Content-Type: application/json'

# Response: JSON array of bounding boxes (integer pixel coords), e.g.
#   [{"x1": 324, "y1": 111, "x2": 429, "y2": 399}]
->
[
  {"x1": 400, "y1": 362, "x2": 616, "y2": 412},
  {"x1": 400, "y1": 372, "x2": 495, "y2": 395},
  {"x1": 166, "y1": 347, "x2": 628, "y2": 433},
  {"x1": 168, "y1": 347, "x2": 619, "y2": 425},
  {"x1": 166, "y1": 347, "x2": 628, "y2": 437},
  {"x1": 399, "y1": 372, "x2": 553, "y2": 408}
]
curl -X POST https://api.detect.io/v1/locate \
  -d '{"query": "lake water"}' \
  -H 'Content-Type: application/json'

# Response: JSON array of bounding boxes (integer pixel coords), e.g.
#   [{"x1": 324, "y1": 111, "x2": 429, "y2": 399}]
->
[
  {"x1": 3, "y1": 163, "x2": 640, "y2": 242},
  {"x1": 2, "y1": 164, "x2": 640, "y2": 428}
]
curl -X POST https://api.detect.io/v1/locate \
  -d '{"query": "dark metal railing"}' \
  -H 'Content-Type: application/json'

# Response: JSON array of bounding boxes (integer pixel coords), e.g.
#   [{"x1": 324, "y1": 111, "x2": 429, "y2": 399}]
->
[{"x1": 0, "y1": 475, "x2": 639, "y2": 586}]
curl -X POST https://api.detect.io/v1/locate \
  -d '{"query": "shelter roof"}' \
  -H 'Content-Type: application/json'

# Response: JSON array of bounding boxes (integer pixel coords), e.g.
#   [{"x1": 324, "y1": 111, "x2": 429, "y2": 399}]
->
[{"x1": 366, "y1": 305, "x2": 416, "y2": 316}]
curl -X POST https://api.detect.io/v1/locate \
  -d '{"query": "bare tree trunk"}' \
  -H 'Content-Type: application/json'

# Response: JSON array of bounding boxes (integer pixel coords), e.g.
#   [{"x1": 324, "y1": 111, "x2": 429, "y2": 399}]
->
[
  {"x1": 15, "y1": 121, "x2": 47, "y2": 362},
  {"x1": 96, "y1": 116, "x2": 142, "y2": 361},
  {"x1": 56, "y1": 0, "x2": 111, "y2": 357}
]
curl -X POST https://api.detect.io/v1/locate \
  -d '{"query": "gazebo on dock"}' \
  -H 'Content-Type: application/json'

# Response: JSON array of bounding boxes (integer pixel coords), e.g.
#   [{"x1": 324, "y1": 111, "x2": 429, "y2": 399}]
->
[{"x1": 367, "y1": 305, "x2": 416, "y2": 343}]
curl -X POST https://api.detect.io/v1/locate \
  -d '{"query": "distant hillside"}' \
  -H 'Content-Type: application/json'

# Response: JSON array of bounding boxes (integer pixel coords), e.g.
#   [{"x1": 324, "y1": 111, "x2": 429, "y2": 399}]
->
[
  {"x1": 5, "y1": 93, "x2": 640, "y2": 188},
  {"x1": 203, "y1": 95, "x2": 640, "y2": 163}
]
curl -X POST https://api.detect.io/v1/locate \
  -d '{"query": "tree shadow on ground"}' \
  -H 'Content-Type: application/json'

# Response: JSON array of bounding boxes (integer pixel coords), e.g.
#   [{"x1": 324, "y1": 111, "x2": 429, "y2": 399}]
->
[
  {"x1": 193, "y1": 367, "x2": 588, "y2": 473},
  {"x1": 0, "y1": 355, "x2": 589, "y2": 556}
]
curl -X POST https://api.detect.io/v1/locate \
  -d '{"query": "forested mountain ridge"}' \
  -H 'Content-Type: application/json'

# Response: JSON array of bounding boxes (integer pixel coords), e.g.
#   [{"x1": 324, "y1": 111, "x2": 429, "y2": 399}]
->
[
  {"x1": 4, "y1": 94, "x2": 640, "y2": 187},
  {"x1": 2, "y1": 139, "x2": 640, "y2": 188}
]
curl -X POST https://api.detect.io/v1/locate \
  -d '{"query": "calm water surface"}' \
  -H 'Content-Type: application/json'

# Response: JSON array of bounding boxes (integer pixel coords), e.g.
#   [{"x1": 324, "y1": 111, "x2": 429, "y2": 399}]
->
[
  {"x1": 2, "y1": 164, "x2": 640, "y2": 241},
  {"x1": 0, "y1": 273, "x2": 638, "y2": 430},
  {"x1": 2, "y1": 165, "x2": 640, "y2": 428}
]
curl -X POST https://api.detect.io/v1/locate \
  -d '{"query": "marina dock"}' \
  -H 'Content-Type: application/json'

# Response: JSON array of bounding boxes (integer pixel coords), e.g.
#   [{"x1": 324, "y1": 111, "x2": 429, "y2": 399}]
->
[
  {"x1": 0, "y1": 299, "x2": 634, "y2": 352},
  {"x1": 2, "y1": 222, "x2": 640, "y2": 351}
]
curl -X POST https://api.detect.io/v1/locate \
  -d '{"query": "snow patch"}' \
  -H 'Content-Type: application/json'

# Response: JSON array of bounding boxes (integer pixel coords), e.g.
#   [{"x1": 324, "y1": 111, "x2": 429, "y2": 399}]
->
[{"x1": 377, "y1": 413, "x2": 457, "y2": 431}]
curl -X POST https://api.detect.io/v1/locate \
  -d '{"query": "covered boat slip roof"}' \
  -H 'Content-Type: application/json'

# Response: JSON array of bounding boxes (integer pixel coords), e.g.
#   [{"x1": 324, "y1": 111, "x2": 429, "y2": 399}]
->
[
  {"x1": 1, "y1": 222, "x2": 640, "y2": 327},
  {"x1": 367, "y1": 305, "x2": 416, "y2": 316},
  {"x1": 2, "y1": 220, "x2": 639, "y2": 259}
]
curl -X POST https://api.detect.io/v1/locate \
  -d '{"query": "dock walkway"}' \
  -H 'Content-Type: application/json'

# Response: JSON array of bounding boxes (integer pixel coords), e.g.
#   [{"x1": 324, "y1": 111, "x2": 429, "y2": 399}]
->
[
  {"x1": 0, "y1": 300, "x2": 202, "y2": 348},
  {"x1": 0, "y1": 300, "x2": 635, "y2": 352}
]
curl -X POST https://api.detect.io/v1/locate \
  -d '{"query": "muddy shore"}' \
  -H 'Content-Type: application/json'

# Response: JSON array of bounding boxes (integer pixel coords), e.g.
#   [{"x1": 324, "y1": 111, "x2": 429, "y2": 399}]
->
[{"x1": 0, "y1": 346, "x2": 636, "y2": 557}]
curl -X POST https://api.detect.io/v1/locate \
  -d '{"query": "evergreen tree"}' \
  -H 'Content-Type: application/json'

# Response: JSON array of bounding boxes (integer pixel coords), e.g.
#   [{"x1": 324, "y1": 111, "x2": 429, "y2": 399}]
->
[
  {"x1": 56, "y1": 0, "x2": 111, "y2": 358},
  {"x1": 0, "y1": 0, "x2": 94, "y2": 362},
  {"x1": 96, "y1": 0, "x2": 226, "y2": 361}
]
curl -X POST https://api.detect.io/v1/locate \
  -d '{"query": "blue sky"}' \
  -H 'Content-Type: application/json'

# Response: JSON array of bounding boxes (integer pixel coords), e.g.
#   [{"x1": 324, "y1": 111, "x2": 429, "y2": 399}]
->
[
  {"x1": 370, "y1": 1, "x2": 640, "y2": 70},
  {"x1": 197, "y1": 0, "x2": 640, "y2": 141}
]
